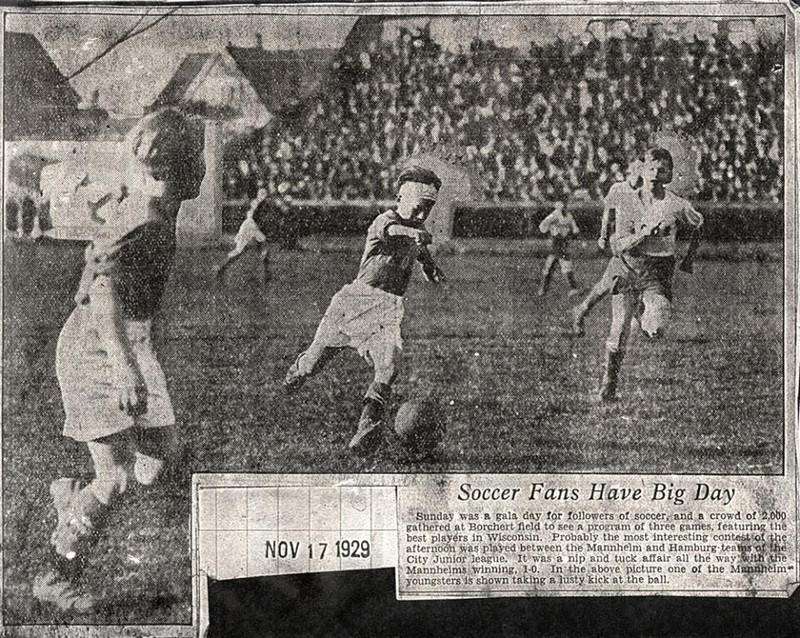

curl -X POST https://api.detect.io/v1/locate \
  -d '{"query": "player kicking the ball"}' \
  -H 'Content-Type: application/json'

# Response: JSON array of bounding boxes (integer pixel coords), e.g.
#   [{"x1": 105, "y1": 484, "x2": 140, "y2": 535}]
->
[
  {"x1": 598, "y1": 148, "x2": 702, "y2": 402},
  {"x1": 33, "y1": 108, "x2": 206, "y2": 612},
  {"x1": 282, "y1": 166, "x2": 445, "y2": 454}
]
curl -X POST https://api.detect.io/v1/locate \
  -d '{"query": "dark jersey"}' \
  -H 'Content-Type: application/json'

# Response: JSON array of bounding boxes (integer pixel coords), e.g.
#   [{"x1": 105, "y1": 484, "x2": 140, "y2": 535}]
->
[{"x1": 356, "y1": 211, "x2": 421, "y2": 297}]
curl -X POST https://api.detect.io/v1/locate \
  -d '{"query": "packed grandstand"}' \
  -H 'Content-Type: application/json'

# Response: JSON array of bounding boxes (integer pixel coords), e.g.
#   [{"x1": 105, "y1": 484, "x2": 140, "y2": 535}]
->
[{"x1": 224, "y1": 23, "x2": 784, "y2": 205}]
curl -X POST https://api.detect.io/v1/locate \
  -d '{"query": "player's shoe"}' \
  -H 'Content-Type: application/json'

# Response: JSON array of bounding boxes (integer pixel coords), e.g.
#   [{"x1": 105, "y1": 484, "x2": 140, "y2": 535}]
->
[
  {"x1": 49, "y1": 479, "x2": 96, "y2": 561},
  {"x1": 571, "y1": 306, "x2": 585, "y2": 336},
  {"x1": 348, "y1": 402, "x2": 384, "y2": 455},
  {"x1": 536, "y1": 285, "x2": 546, "y2": 297},
  {"x1": 282, "y1": 358, "x2": 306, "y2": 395},
  {"x1": 33, "y1": 570, "x2": 95, "y2": 613},
  {"x1": 567, "y1": 287, "x2": 581, "y2": 298}
]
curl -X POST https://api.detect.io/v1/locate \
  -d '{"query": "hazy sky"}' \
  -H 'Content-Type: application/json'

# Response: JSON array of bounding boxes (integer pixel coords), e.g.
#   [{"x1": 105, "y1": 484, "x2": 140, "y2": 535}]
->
[{"x1": 7, "y1": 11, "x2": 783, "y2": 116}]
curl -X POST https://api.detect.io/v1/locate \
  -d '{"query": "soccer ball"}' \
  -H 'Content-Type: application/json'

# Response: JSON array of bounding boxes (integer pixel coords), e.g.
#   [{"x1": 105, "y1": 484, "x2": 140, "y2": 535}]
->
[{"x1": 393, "y1": 398, "x2": 445, "y2": 456}]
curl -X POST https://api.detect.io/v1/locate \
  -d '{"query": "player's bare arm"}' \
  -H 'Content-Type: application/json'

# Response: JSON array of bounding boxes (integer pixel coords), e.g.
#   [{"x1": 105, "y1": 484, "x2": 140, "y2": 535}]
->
[
  {"x1": 418, "y1": 246, "x2": 446, "y2": 283},
  {"x1": 678, "y1": 204, "x2": 704, "y2": 273},
  {"x1": 598, "y1": 205, "x2": 614, "y2": 251},
  {"x1": 89, "y1": 275, "x2": 148, "y2": 416}
]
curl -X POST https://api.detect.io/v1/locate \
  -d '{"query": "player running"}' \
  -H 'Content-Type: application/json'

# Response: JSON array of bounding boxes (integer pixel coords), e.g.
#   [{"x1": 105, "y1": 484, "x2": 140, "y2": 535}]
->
[
  {"x1": 34, "y1": 108, "x2": 206, "y2": 611},
  {"x1": 215, "y1": 181, "x2": 295, "y2": 280},
  {"x1": 571, "y1": 159, "x2": 643, "y2": 335},
  {"x1": 598, "y1": 148, "x2": 703, "y2": 402},
  {"x1": 282, "y1": 166, "x2": 445, "y2": 454},
  {"x1": 537, "y1": 195, "x2": 581, "y2": 297}
]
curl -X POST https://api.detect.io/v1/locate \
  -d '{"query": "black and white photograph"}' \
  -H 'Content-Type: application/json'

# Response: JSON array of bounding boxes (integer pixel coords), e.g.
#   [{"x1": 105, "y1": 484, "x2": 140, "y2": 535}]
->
[{"x1": 1, "y1": 2, "x2": 796, "y2": 632}]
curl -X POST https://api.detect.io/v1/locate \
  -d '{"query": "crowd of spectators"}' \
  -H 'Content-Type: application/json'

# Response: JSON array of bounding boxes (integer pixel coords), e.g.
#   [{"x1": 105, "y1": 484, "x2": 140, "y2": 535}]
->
[{"x1": 225, "y1": 25, "x2": 784, "y2": 204}]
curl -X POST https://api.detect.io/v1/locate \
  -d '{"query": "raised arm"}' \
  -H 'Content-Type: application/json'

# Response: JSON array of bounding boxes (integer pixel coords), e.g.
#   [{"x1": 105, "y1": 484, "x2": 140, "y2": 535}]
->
[{"x1": 387, "y1": 224, "x2": 432, "y2": 245}]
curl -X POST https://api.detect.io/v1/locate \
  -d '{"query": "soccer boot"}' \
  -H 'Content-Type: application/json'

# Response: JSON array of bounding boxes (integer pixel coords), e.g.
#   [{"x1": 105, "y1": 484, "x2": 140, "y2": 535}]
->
[
  {"x1": 49, "y1": 479, "x2": 100, "y2": 561},
  {"x1": 348, "y1": 400, "x2": 384, "y2": 455},
  {"x1": 33, "y1": 569, "x2": 95, "y2": 613},
  {"x1": 282, "y1": 356, "x2": 306, "y2": 394},
  {"x1": 598, "y1": 349, "x2": 623, "y2": 403}
]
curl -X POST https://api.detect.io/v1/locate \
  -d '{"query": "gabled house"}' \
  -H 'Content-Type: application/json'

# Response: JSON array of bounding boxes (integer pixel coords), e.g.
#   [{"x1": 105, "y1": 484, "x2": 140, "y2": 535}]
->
[
  {"x1": 149, "y1": 40, "x2": 337, "y2": 136},
  {"x1": 4, "y1": 31, "x2": 108, "y2": 140}
]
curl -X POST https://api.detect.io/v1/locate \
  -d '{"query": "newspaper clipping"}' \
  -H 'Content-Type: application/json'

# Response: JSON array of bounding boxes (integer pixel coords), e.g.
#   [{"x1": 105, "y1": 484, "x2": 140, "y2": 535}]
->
[{"x1": 1, "y1": 1, "x2": 797, "y2": 636}]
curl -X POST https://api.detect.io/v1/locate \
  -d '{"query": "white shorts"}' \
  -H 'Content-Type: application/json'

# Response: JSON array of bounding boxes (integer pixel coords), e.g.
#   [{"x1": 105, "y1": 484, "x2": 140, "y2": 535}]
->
[
  {"x1": 313, "y1": 281, "x2": 404, "y2": 368},
  {"x1": 56, "y1": 306, "x2": 175, "y2": 442},
  {"x1": 234, "y1": 218, "x2": 266, "y2": 251}
]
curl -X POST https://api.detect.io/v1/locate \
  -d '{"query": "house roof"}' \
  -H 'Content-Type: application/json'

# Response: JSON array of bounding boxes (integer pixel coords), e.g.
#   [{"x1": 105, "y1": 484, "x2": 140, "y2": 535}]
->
[
  {"x1": 224, "y1": 46, "x2": 337, "y2": 115},
  {"x1": 149, "y1": 44, "x2": 337, "y2": 120},
  {"x1": 150, "y1": 53, "x2": 216, "y2": 109},
  {"x1": 4, "y1": 31, "x2": 81, "y2": 110},
  {"x1": 3, "y1": 31, "x2": 111, "y2": 140}
]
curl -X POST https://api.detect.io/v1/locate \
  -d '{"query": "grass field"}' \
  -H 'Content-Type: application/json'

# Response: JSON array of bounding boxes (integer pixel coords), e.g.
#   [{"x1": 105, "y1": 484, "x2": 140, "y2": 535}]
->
[{"x1": 2, "y1": 238, "x2": 785, "y2": 625}]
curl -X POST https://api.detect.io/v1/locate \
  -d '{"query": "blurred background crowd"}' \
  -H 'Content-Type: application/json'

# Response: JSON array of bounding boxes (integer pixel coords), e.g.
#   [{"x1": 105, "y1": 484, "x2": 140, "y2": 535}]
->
[{"x1": 224, "y1": 25, "x2": 784, "y2": 204}]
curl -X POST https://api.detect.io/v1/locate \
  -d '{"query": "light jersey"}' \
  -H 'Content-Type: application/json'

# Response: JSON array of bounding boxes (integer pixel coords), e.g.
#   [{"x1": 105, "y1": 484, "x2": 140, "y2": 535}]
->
[
  {"x1": 356, "y1": 210, "x2": 422, "y2": 297},
  {"x1": 539, "y1": 209, "x2": 580, "y2": 238},
  {"x1": 607, "y1": 184, "x2": 703, "y2": 257}
]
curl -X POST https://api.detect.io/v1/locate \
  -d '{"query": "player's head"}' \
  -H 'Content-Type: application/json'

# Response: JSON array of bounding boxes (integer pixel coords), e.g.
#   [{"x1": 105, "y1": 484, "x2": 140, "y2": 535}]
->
[
  {"x1": 644, "y1": 148, "x2": 674, "y2": 185},
  {"x1": 626, "y1": 158, "x2": 644, "y2": 188},
  {"x1": 125, "y1": 107, "x2": 206, "y2": 201},
  {"x1": 396, "y1": 166, "x2": 441, "y2": 224}
]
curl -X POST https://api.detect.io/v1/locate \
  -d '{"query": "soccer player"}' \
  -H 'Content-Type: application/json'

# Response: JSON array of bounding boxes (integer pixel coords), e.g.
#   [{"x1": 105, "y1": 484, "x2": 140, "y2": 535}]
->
[
  {"x1": 215, "y1": 185, "x2": 271, "y2": 279},
  {"x1": 598, "y1": 148, "x2": 703, "y2": 402},
  {"x1": 282, "y1": 166, "x2": 445, "y2": 454},
  {"x1": 537, "y1": 195, "x2": 581, "y2": 297},
  {"x1": 571, "y1": 159, "x2": 643, "y2": 336},
  {"x1": 33, "y1": 108, "x2": 206, "y2": 611}
]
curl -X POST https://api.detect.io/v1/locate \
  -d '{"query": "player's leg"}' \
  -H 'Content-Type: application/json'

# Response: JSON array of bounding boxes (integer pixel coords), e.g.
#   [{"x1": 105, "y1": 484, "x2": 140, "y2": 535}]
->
[
  {"x1": 560, "y1": 257, "x2": 580, "y2": 297},
  {"x1": 640, "y1": 289, "x2": 672, "y2": 340},
  {"x1": 349, "y1": 343, "x2": 400, "y2": 454},
  {"x1": 538, "y1": 253, "x2": 557, "y2": 296},
  {"x1": 283, "y1": 327, "x2": 344, "y2": 392},
  {"x1": 259, "y1": 242, "x2": 271, "y2": 281},
  {"x1": 132, "y1": 427, "x2": 178, "y2": 486},
  {"x1": 216, "y1": 243, "x2": 248, "y2": 277},
  {"x1": 572, "y1": 261, "x2": 615, "y2": 335},
  {"x1": 49, "y1": 432, "x2": 133, "y2": 561},
  {"x1": 283, "y1": 290, "x2": 351, "y2": 392},
  {"x1": 600, "y1": 292, "x2": 636, "y2": 402},
  {"x1": 216, "y1": 230, "x2": 257, "y2": 277}
]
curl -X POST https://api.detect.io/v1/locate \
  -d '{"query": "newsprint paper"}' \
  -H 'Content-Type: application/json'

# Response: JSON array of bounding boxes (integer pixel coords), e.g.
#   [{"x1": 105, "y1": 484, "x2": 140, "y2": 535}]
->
[{"x1": 1, "y1": 1, "x2": 798, "y2": 636}]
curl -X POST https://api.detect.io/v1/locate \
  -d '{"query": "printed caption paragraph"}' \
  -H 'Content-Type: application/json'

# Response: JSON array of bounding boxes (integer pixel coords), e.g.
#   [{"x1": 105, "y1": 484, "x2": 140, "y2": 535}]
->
[{"x1": 397, "y1": 476, "x2": 797, "y2": 598}]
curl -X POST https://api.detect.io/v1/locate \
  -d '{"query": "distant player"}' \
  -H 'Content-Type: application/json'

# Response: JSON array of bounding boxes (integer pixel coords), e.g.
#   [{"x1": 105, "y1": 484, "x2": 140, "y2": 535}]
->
[
  {"x1": 34, "y1": 108, "x2": 206, "y2": 611},
  {"x1": 537, "y1": 196, "x2": 581, "y2": 297},
  {"x1": 216, "y1": 185, "x2": 269, "y2": 279},
  {"x1": 598, "y1": 148, "x2": 703, "y2": 402},
  {"x1": 571, "y1": 159, "x2": 643, "y2": 336},
  {"x1": 282, "y1": 166, "x2": 445, "y2": 454}
]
